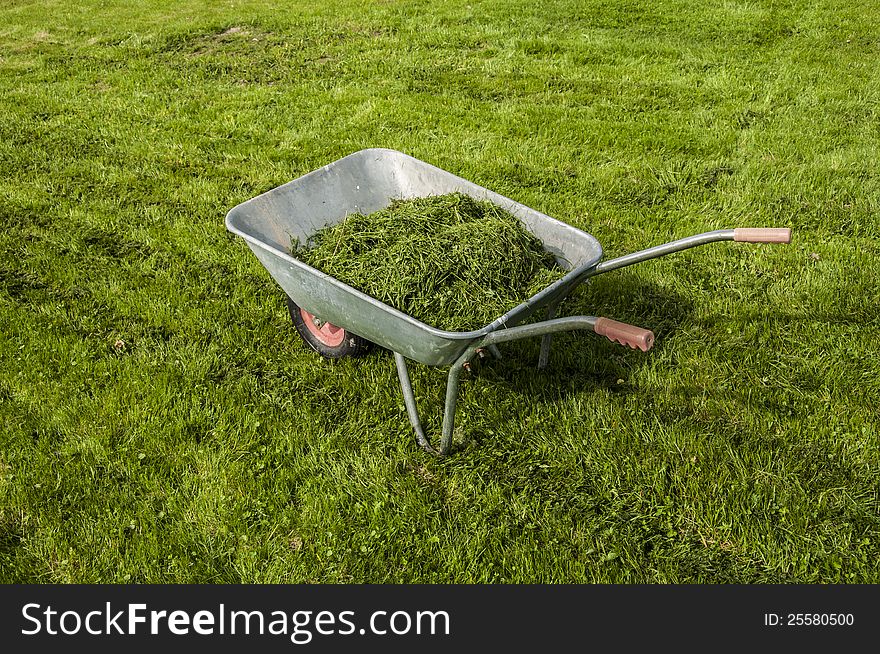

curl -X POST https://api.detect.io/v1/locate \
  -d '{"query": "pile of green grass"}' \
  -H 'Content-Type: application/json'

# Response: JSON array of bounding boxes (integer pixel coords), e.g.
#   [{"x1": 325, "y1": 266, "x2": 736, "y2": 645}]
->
[{"x1": 293, "y1": 193, "x2": 563, "y2": 330}]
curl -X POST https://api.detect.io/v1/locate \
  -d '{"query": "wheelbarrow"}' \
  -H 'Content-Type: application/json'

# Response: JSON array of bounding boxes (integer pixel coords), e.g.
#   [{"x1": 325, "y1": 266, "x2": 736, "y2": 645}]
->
[{"x1": 226, "y1": 148, "x2": 791, "y2": 455}]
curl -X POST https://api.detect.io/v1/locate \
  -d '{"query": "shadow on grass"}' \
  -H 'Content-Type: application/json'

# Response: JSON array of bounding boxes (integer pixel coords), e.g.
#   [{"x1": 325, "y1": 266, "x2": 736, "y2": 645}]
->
[{"x1": 479, "y1": 272, "x2": 695, "y2": 400}]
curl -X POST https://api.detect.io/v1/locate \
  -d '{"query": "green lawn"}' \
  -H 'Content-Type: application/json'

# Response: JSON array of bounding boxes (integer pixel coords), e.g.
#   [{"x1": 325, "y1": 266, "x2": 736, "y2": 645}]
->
[{"x1": 1, "y1": 0, "x2": 878, "y2": 583}]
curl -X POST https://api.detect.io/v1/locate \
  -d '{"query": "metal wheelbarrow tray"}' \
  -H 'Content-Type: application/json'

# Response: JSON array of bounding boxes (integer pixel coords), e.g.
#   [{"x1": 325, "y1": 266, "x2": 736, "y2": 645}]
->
[{"x1": 226, "y1": 148, "x2": 791, "y2": 455}]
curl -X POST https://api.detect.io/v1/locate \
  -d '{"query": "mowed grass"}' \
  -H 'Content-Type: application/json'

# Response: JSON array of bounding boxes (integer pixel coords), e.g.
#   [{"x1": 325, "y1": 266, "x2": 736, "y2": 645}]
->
[{"x1": 0, "y1": 0, "x2": 878, "y2": 583}]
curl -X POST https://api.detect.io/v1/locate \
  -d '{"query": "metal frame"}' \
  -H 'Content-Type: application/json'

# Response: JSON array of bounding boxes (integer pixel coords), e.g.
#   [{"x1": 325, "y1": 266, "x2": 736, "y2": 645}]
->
[{"x1": 390, "y1": 230, "x2": 744, "y2": 455}]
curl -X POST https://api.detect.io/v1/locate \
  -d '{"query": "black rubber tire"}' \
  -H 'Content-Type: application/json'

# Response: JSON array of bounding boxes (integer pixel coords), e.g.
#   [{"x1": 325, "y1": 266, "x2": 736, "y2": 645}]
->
[{"x1": 287, "y1": 297, "x2": 371, "y2": 358}]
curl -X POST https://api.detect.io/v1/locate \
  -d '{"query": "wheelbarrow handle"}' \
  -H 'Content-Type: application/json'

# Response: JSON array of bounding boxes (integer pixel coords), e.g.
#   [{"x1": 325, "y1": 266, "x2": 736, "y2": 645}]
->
[
  {"x1": 594, "y1": 317, "x2": 655, "y2": 352},
  {"x1": 588, "y1": 227, "x2": 792, "y2": 276},
  {"x1": 733, "y1": 228, "x2": 791, "y2": 243},
  {"x1": 479, "y1": 315, "x2": 655, "y2": 351}
]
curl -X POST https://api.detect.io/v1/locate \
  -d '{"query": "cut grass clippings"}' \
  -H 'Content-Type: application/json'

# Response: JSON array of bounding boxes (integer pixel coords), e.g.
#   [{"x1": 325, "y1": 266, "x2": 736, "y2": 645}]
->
[{"x1": 292, "y1": 193, "x2": 563, "y2": 330}]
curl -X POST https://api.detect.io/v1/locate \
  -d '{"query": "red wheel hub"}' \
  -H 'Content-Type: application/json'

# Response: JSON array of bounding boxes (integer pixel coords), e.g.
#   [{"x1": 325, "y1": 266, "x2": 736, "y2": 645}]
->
[{"x1": 300, "y1": 309, "x2": 345, "y2": 347}]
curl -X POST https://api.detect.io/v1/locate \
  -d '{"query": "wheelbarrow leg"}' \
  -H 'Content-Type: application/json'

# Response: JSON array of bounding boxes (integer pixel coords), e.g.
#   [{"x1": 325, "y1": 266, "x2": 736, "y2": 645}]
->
[
  {"x1": 394, "y1": 352, "x2": 438, "y2": 454},
  {"x1": 537, "y1": 297, "x2": 563, "y2": 370},
  {"x1": 439, "y1": 356, "x2": 469, "y2": 454},
  {"x1": 395, "y1": 315, "x2": 656, "y2": 455},
  {"x1": 537, "y1": 302, "x2": 559, "y2": 369},
  {"x1": 394, "y1": 351, "x2": 470, "y2": 456}
]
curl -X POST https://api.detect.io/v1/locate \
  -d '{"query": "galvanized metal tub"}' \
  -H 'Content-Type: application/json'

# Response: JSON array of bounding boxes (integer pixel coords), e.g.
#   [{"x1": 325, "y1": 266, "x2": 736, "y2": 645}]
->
[{"x1": 225, "y1": 148, "x2": 603, "y2": 366}]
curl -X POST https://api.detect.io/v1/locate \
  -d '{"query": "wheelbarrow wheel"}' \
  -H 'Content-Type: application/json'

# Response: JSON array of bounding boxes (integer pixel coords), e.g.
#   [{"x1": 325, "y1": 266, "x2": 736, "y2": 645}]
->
[{"x1": 286, "y1": 297, "x2": 371, "y2": 358}]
